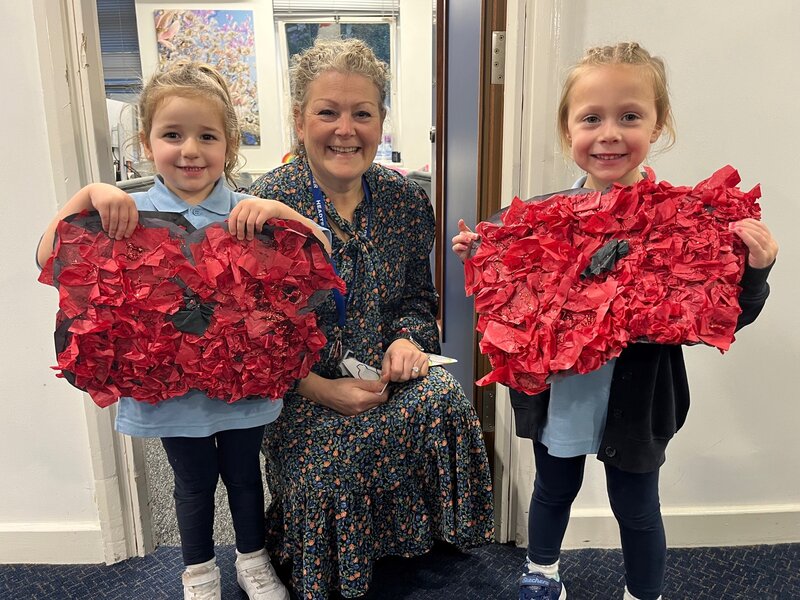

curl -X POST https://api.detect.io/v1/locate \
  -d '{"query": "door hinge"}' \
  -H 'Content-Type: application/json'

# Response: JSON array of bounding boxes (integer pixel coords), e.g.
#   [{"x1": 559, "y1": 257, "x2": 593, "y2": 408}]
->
[{"x1": 491, "y1": 31, "x2": 506, "y2": 85}]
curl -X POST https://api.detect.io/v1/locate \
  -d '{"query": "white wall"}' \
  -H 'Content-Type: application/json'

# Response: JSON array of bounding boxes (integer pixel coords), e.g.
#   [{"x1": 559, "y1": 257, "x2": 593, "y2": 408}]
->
[
  {"x1": 0, "y1": 3, "x2": 104, "y2": 563},
  {"x1": 506, "y1": 0, "x2": 800, "y2": 548},
  {"x1": 133, "y1": 0, "x2": 433, "y2": 174}
]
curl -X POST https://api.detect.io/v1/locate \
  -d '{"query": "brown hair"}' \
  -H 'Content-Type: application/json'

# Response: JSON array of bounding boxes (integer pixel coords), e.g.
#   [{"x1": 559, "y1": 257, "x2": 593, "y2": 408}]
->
[
  {"x1": 138, "y1": 61, "x2": 241, "y2": 184},
  {"x1": 557, "y1": 41, "x2": 676, "y2": 154}
]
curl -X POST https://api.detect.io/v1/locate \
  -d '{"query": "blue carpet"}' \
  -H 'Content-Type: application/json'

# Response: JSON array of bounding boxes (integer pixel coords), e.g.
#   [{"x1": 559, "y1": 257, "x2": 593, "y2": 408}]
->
[{"x1": 1, "y1": 542, "x2": 798, "y2": 599}]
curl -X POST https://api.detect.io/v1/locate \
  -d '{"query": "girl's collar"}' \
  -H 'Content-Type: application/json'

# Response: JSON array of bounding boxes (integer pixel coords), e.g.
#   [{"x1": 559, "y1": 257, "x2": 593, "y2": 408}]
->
[{"x1": 150, "y1": 175, "x2": 229, "y2": 214}]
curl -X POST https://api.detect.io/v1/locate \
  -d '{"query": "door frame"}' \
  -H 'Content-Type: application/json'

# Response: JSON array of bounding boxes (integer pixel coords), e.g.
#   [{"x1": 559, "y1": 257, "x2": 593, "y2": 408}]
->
[
  {"x1": 493, "y1": 0, "x2": 580, "y2": 546},
  {"x1": 434, "y1": 0, "x2": 447, "y2": 325},
  {"x1": 435, "y1": 0, "x2": 511, "y2": 539},
  {"x1": 489, "y1": 0, "x2": 525, "y2": 545},
  {"x1": 474, "y1": 0, "x2": 507, "y2": 513},
  {"x1": 34, "y1": 0, "x2": 153, "y2": 563}
]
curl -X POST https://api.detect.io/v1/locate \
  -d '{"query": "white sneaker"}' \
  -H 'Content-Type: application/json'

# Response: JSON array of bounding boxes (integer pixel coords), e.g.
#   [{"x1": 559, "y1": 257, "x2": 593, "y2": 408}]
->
[
  {"x1": 235, "y1": 548, "x2": 290, "y2": 600},
  {"x1": 182, "y1": 558, "x2": 221, "y2": 600},
  {"x1": 623, "y1": 587, "x2": 661, "y2": 600}
]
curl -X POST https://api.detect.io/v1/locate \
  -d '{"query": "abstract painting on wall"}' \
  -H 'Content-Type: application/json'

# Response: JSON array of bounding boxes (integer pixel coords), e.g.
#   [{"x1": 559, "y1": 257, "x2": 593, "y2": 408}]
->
[{"x1": 154, "y1": 9, "x2": 261, "y2": 145}]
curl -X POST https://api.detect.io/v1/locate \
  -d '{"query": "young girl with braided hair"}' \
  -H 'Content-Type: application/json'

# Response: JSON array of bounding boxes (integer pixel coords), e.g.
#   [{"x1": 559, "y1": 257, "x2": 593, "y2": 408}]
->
[{"x1": 453, "y1": 41, "x2": 777, "y2": 600}]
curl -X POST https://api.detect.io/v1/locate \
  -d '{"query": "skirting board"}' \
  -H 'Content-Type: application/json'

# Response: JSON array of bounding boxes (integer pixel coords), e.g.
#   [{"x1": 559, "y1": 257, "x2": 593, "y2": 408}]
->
[
  {"x1": 0, "y1": 522, "x2": 105, "y2": 564},
  {"x1": 553, "y1": 505, "x2": 800, "y2": 549}
]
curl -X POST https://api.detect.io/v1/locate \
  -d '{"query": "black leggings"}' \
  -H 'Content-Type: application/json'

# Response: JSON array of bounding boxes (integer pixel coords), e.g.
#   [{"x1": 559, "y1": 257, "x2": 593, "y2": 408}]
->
[
  {"x1": 161, "y1": 425, "x2": 266, "y2": 566},
  {"x1": 527, "y1": 441, "x2": 666, "y2": 600}
]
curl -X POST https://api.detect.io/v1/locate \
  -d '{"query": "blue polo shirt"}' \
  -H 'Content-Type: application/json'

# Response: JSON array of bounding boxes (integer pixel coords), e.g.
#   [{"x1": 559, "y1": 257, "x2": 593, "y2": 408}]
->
[
  {"x1": 538, "y1": 175, "x2": 616, "y2": 457},
  {"x1": 115, "y1": 176, "x2": 283, "y2": 438}
]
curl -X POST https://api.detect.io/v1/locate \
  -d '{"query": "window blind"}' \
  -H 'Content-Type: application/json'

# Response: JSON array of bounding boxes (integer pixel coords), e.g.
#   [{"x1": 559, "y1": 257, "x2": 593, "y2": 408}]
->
[
  {"x1": 96, "y1": 0, "x2": 142, "y2": 92},
  {"x1": 273, "y1": 0, "x2": 400, "y2": 17}
]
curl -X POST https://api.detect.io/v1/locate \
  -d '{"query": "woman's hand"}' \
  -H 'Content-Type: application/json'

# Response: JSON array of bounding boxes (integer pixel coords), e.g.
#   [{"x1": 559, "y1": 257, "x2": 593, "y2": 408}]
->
[
  {"x1": 381, "y1": 338, "x2": 429, "y2": 384},
  {"x1": 731, "y1": 218, "x2": 778, "y2": 269},
  {"x1": 298, "y1": 373, "x2": 388, "y2": 416},
  {"x1": 451, "y1": 219, "x2": 480, "y2": 263}
]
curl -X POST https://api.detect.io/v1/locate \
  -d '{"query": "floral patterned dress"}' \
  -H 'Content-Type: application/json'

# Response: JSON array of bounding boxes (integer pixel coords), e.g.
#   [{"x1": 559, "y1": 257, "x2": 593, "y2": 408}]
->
[{"x1": 249, "y1": 157, "x2": 494, "y2": 599}]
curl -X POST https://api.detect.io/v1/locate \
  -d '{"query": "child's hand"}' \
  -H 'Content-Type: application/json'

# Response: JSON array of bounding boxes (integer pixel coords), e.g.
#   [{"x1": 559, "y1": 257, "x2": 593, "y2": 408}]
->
[
  {"x1": 88, "y1": 183, "x2": 138, "y2": 240},
  {"x1": 228, "y1": 198, "x2": 284, "y2": 240},
  {"x1": 229, "y1": 197, "x2": 332, "y2": 253},
  {"x1": 731, "y1": 218, "x2": 779, "y2": 269},
  {"x1": 37, "y1": 182, "x2": 137, "y2": 268},
  {"x1": 451, "y1": 219, "x2": 480, "y2": 263}
]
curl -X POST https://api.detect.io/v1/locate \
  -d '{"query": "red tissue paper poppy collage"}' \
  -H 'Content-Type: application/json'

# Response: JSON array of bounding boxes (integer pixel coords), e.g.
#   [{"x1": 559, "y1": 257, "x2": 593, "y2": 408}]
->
[
  {"x1": 465, "y1": 165, "x2": 761, "y2": 395},
  {"x1": 38, "y1": 212, "x2": 345, "y2": 407}
]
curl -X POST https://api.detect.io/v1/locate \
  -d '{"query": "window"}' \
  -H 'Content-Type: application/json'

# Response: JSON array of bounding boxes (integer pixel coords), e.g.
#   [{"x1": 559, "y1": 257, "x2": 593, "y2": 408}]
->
[
  {"x1": 273, "y1": 1, "x2": 401, "y2": 162},
  {"x1": 96, "y1": 0, "x2": 142, "y2": 100},
  {"x1": 96, "y1": 0, "x2": 144, "y2": 181}
]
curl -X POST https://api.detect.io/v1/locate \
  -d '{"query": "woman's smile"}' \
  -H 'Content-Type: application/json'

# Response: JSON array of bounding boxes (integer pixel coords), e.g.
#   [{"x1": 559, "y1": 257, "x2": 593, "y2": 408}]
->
[{"x1": 329, "y1": 145, "x2": 360, "y2": 154}]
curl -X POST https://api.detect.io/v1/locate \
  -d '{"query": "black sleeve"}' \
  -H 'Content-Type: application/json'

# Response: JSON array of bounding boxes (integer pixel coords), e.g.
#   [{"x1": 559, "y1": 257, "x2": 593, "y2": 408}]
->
[{"x1": 735, "y1": 261, "x2": 774, "y2": 330}]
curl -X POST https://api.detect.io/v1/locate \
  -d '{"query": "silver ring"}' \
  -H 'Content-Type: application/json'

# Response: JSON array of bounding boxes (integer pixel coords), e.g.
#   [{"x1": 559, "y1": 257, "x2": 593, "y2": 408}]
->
[{"x1": 411, "y1": 366, "x2": 420, "y2": 373}]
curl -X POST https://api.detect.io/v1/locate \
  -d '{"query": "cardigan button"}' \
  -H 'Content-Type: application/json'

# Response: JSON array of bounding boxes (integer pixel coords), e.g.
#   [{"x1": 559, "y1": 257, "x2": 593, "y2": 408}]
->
[
  {"x1": 604, "y1": 446, "x2": 617, "y2": 458},
  {"x1": 612, "y1": 408, "x2": 623, "y2": 419}
]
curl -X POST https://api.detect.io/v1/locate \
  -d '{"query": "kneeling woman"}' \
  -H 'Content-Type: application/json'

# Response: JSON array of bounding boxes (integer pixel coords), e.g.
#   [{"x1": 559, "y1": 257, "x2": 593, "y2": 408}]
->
[{"x1": 249, "y1": 38, "x2": 494, "y2": 599}]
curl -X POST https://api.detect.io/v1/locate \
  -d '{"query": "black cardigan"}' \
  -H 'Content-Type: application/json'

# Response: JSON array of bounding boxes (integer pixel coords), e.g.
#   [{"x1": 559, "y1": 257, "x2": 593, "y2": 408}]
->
[{"x1": 509, "y1": 262, "x2": 774, "y2": 473}]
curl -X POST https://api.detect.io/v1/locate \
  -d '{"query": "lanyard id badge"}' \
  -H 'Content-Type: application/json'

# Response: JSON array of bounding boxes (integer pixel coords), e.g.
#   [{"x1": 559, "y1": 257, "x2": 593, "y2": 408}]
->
[
  {"x1": 310, "y1": 172, "x2": 372, "y2": 364},
  {"x1": 338, "y1": 349, "x2": 381, "y2": 380}
]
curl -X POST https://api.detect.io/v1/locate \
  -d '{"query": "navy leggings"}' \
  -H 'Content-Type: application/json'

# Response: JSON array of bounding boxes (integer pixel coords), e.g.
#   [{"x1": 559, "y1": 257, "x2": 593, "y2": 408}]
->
[
  {"x1": 161, "y1": 425, "x2": 266, "y2": 566},
  {"x1": 528, "y1": 441, "x2": 666, "y2": 600}
]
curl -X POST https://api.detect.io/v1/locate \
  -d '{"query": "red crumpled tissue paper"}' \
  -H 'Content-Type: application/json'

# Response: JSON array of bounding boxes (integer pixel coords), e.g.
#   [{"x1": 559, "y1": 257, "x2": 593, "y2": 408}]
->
[
  {"x1": 39, "y1": 212, "x2": 345, "y2": 407},
  {"x1": 465, "y1": 165, "x2": 761, "y2": 395}
]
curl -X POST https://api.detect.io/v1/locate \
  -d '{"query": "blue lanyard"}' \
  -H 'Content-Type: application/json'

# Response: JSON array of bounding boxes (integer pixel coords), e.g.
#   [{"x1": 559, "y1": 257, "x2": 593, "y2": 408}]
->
[{"x1": 310, "y1": 173, "x2": 372, "y2": 327}]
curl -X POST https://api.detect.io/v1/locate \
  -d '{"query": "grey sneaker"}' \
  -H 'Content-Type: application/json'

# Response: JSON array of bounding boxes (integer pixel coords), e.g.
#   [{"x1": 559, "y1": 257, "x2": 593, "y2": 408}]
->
[{"x1": 235, "y1": 548, "x2": 290, "y2": 600}]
